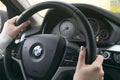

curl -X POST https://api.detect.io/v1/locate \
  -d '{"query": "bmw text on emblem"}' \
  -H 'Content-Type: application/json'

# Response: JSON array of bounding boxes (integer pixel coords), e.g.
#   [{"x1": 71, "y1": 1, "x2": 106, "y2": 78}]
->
[{"x1": 32, "y1": 45, "x2": 43, "y2": 58}]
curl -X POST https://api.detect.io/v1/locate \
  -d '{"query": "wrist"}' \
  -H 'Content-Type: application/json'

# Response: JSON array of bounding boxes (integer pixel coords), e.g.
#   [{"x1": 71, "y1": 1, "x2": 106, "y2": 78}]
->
[{"x1": 0, "y1": 33, "x2": 13, "y2": 49}]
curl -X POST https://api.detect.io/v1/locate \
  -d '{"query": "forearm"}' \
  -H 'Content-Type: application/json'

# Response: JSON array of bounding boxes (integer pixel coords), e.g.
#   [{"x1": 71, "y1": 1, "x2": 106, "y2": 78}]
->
[{"x1": 0, "y1": 34, "x2": 12, "y2": 54}]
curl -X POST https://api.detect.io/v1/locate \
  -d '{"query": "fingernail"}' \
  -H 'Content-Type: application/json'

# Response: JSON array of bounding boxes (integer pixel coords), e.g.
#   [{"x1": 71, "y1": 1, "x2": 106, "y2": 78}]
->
[{"x1": 81, "y1": 46, "x2": 84, "y2": 51}]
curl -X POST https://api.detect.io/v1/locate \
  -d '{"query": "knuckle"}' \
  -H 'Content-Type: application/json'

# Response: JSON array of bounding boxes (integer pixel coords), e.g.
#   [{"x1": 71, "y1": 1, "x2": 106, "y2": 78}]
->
[
  {"x1": 98, "y1": 55, "x2": 104, "y2": 59},
  {"x1": 5, "y1": 20, "x2": 10, "y2": 23},
  {"x1": 5, "y1": 19, "x2": 12, "y2": 24},
  {"x1": 100, "y1": 70, "x2": 104, "y2": 76},
  {"x1": 93, "y1": 65, "x2": 104, "y2": 76},
  {"x1": 99, "y1": 71, "x2": 104, "y2": 77},
  {"x1": 93, "y1": 65, "x2": 101, "y2": 71}
]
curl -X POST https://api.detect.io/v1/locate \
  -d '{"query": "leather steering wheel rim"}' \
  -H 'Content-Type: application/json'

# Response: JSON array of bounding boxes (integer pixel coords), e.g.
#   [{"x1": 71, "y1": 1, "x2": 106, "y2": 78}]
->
[{"x1": 4, "y1": 1, "x2": 96, "y2": 80}]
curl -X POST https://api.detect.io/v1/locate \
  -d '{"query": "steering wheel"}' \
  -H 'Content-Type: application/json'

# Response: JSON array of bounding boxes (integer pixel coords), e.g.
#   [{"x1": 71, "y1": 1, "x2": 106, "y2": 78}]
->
[{"x1": 4, "y1": 1, "x2": 96, "y2": 80}]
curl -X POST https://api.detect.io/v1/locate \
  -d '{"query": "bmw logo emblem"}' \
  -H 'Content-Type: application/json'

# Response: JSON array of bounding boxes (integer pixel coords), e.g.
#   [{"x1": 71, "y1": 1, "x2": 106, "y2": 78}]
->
[{"x1": 32, "y1": 45, "x2": 43, "y2": 58}]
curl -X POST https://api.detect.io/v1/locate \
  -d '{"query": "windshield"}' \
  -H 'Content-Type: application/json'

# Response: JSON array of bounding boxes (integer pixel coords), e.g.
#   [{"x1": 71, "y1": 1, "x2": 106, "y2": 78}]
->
[{"x1": 27, "y1": 0, "x2": 120, "y2": 13}]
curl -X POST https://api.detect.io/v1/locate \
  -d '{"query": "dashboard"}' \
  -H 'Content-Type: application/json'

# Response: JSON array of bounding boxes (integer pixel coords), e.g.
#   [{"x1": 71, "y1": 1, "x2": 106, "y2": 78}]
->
[
  {"x1": 42, "y1": 4, "x2": 120, "y2": 48},
  {"x1": 51, "y1": 17, "x2": 112, "y2": 43}
]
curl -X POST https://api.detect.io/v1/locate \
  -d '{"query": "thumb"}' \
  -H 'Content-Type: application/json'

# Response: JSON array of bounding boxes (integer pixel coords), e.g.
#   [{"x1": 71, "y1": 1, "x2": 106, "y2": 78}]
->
[{"x1": 16, "y1": 20, "x2": 31, "y2": 32}]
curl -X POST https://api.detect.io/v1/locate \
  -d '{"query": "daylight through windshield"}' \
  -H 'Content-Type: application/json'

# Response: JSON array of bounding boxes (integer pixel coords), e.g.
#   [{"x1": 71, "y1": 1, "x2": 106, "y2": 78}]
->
[{"x1": 27, "y1": 0, "x2": 120, "y2": 13}]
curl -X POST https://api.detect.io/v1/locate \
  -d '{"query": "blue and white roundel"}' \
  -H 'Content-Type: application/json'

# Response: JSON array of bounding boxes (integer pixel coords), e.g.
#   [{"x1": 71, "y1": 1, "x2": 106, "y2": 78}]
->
[{"x1": 33, "y1": 46, "x2": 42, "y2": 57}]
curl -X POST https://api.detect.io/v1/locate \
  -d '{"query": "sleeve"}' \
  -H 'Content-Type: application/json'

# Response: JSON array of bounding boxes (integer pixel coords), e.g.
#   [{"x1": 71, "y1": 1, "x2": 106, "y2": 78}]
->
[{"x1": 0, "y1": 34, "x2": 13, "y2": 55}]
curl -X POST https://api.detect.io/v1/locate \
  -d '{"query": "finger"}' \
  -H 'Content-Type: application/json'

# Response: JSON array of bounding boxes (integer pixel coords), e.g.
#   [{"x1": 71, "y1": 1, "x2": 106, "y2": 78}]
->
[
  {"x1": 92, "y1": 55, "x2": 104, "y2": 66},
  {"x1": 76, "y1": 46, "x2": 86, "y2": 69},
  {"x1": 10, "y1": 20, "x2": 30, "y2": 39},
  {"x1": 17, "y1": 20, "x2": 31, "y2": 31},
  {"x1": 8, "y1": 16, "x2": 19, "y2": 23}
]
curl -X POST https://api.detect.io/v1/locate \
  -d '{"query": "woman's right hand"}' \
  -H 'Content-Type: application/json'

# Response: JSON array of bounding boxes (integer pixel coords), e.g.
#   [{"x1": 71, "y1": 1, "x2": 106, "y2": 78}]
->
[{"x1": 73, "y1": 46, "x2": 104, "y2": 80}]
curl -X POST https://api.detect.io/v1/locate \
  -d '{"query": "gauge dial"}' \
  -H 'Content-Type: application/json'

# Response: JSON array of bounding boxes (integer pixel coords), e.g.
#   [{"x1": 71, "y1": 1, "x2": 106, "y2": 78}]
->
[
  {"x1": 88, "y1": 18, "x2": 100, "y2": 36},
  {"x1": 59, "y1": 21, "x2": 75, "y2": 38},
  {"x1": 100, "y1": 30, "x2": 110, "y2": 40}
]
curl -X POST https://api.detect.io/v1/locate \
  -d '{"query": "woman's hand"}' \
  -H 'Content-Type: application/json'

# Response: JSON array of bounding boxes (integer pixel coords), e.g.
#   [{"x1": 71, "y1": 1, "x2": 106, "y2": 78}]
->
[
  {"x1": 1, "y1": 16, "x2": 30, "y2": 39},
  {"x1": 73, "y1": 46, "x2": 104, "y2": 80}
]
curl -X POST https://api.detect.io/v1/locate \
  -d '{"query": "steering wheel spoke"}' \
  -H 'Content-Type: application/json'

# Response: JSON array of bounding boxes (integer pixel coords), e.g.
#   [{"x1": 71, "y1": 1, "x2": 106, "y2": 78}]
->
[
  {"x1": 51, "y1": 41, "x2": 80, "y2": 80},
  {"x1": 52, "y1": 66, "x2": 75, "y2": 80},
  {"x1": 61, "y1": 41, "x2": 80, "y2": 67},
  {"x1": 11, "y1": 56, "x2": 27, "y2": 80}
]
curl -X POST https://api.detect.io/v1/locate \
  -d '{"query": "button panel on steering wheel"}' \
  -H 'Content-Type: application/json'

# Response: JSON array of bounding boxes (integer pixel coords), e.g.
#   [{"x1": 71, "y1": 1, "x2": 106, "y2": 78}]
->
[{"x1": 61, "y1": 42, "x2": 80, "y2": 66}]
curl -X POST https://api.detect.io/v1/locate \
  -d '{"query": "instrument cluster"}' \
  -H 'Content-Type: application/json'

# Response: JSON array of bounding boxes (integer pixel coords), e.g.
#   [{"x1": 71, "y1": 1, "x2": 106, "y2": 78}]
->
[{"x1": 51, "y1": 17, "x2": 112, "y2": 43}]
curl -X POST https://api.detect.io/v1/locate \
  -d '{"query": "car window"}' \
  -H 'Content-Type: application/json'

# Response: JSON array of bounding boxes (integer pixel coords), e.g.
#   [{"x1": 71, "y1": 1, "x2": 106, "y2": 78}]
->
[
  {"x1": 27, "y1": 0, "x2": 120, "y2": 13},
  {"x1": 0, "y1": 1, "x2": 7, "y2": 32}
]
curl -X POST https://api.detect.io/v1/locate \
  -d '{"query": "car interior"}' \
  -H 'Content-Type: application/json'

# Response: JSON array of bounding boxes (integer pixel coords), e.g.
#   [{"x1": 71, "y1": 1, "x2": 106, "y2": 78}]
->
[{"x1": 0, "y1": 0, "x2": 120, "y2": 80}]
